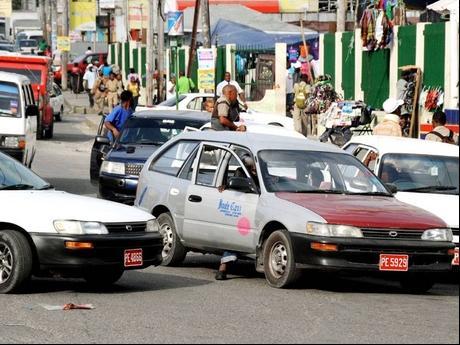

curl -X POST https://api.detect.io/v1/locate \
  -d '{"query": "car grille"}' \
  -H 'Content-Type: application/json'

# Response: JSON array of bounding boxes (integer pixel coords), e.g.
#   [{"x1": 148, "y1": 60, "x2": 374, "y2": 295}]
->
[
  {"x1": 125, "y1": 163, "x2": 144, "y2": 176},
  {"x1": 105, "y1": 222, "x2": 146, "y2": 234},
  {"x1": 361, "y1": 229, "x2": 422, "y2": 240}
]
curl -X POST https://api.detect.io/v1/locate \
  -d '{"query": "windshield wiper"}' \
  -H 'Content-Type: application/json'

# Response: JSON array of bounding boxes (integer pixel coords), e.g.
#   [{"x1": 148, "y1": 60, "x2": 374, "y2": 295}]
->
[
  {"x1": 37, "y1": 184, "x2": 54, "y2": 190},
  {"x1": 346, "y1": 192, "x2": 391, "y2": 196},
  {"x1": 403, "y1": 185, "x2": 458, "y2": 193},
  {"x1": 0, "y1": 184, "x2": 36, "y2": 190},
  {"x1": 293, "y1": 190, "x2": 346, "y2": 194}
]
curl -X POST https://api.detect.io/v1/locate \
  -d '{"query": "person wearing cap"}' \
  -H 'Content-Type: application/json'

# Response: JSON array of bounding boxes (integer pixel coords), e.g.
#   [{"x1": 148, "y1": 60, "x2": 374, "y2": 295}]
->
[{"x1": 373, "y1": 98, "x2": 404, "y2": 137}]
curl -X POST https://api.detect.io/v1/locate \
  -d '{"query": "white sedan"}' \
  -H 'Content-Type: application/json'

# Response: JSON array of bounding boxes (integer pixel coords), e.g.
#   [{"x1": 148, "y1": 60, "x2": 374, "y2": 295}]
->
[
  {"x1": 136, "y1": 93, "x2": 295, "y2": 131},
  {"x1": 344, "y1": 136, "x2": 459, "y2": 267},
  {"x1": 50, "y1": 82, "x2": 65, "y2": 121},
  {"x1": 0, "y1": 151, "x2": 163, "y2": 293}
]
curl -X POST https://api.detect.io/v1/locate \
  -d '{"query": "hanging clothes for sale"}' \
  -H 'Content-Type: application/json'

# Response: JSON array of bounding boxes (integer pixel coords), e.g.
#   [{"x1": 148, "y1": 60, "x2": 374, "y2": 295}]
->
[{"x1": 360, "y1": 1, "x2": 394, "y2": 51}]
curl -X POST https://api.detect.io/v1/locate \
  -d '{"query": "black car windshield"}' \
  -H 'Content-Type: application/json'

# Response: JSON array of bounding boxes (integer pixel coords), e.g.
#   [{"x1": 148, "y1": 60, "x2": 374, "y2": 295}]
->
[
  {"x1": 0, "y1": 152, "x2": 50, "y2": 190},
  {"x1": 19, "y1": 39, "x2": 37, "y2": 47},
  {"x1": 379, "y1": 154, "x2": 459, "y2": 195},
  {"x1": 258, "y1": 150, "x2": 390, "y2": 195},
  {"x1": 0, "y1": 82, "x2": 21, "y2": 117},
  {"x1": 119, "y1": 117, "x2": 206, "y2": 145},
  {"x1": 158, "y1": 95, "x2": 187, "y2": 107}
]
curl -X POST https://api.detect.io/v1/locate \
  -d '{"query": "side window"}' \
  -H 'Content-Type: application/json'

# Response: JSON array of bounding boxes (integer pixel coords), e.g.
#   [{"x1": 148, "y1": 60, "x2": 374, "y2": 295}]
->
[
  {"x1": 196, "y1": 145, "x2": 226, "y2": 186},
  {"x1": 178, "y1": 147, "x2": 199, "y2": 181},
  {"x1": 353, "y1": 147, "x2": 369, "y2": 162},
  {"x1": 150, "y1": 141, "x2": 198, "y2": 176}
]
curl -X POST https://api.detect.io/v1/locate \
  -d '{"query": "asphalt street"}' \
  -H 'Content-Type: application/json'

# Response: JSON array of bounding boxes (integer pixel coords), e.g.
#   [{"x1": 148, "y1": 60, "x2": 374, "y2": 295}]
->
[{"x1": 0, "y1": 112, "x2": 458, "y2": 344}]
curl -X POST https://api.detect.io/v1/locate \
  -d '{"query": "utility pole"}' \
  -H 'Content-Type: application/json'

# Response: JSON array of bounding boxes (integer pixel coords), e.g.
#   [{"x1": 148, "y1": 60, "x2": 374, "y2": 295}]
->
[
  {"x1": 61, "y1": 0, "x2": 69, "y2": 91},
  {"x1": 337, "y1": 0, "x2": 347, "y2": 32},
  {"x1": 51, "y1": 0, "x2": 57, "y2": 53},
  {"x1": 146, "y1": 0, "x2": 156, "y2": 106},
  {"x1": 157, "y1": 0, "x2": 166, "y2": 102},
  {"x1": 41, "y1": 0, "x2": 47, "y2": 42},
  {"x1": 201, "y1": 0, "x2": 211, "y2": 48},
  {"x1": 187, "y1": 0, "x2": 201, "y2": 78}
]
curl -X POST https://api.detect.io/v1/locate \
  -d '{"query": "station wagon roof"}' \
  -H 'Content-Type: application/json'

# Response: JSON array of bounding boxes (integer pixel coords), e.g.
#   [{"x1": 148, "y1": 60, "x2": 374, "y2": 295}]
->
[
  {"x1": 133, "y1": 110, "x2": 211, "y2": 122},
  {"x1": 347, "y1": 135, "x2": 459, "y2": 158},
  {"x1": 173, "y1": 131, "x2": 344, "y2": 153}
]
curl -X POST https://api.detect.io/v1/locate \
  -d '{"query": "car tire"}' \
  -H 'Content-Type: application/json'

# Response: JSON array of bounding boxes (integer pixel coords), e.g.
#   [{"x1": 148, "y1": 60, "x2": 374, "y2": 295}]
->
[
  {"x1": 55, "y1": 106, "x2": 63, "y2": 122},
  {"x1": 399, "y1": 275, "x2": 436, "y2": 294},
  {"x1": 263, "y1": 230, "x2": 300, "y2": 289},
  {"x1": 157, "y1": 213, "x2": 187, "y2": 266},
  {"x1": 0, "y1": 230, "x2": 33, "y2": 294},
  {"x1": 84, "y1": 267, "x2": 124, "y2": 287},
  {"x1": 43, "y1": 123, "x2": 54, "y2": 140}
]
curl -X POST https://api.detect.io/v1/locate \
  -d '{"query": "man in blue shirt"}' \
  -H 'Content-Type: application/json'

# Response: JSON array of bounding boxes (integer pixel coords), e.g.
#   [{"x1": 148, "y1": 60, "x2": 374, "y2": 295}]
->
[
  {"x1": 104, "y1": 91, "x2": 134, "y2": 141},
  {"x1": 100, "y1": 61, "x2": 112, "y2": 78}
]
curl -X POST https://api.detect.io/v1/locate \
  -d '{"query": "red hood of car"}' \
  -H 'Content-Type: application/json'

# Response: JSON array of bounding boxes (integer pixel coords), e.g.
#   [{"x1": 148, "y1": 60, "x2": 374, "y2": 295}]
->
[{"x1": 275, "y1": 193, "x2": 447, "y2": 230}]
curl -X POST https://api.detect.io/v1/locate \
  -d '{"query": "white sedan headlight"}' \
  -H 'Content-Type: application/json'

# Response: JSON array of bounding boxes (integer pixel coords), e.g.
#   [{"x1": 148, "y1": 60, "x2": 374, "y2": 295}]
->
[
  {"x1": 54, "y1": 221, "x2": 109, "y2": 235},
  {"x1": 100, "y1": 161, "x2": 125, "y2": 175},
  {"x1": 422, "y1": 229, "x2": 453, "y2": 242},
  {"x1": 146, "y1": 219, "x2": 160, "y2": 233},
  {"x1": 306, "y1": 222, "x2": 363, "y2": 238}
]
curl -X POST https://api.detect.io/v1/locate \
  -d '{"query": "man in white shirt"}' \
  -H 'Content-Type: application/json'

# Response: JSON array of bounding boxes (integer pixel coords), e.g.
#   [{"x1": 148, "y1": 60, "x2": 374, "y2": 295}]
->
[
  {"x1": 85, "y1": 46, "x2": 92, "y2": 55},
  {"x1": 83, "y1": 65, "x2": 97, "y2": 109},
  {"x1": 216, "y1": 72, "x2": 248, "y2": 110},
  {"x1": 425, "y1": 110, "x2": 459, "y2": 145}
]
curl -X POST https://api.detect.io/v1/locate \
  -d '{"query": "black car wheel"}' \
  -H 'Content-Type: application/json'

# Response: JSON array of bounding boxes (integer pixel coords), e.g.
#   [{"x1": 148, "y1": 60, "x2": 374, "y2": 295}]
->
[
  {"x1": 0, "y1": 230, "x2": 33, "y2": 294},
  {"x1": 263, "y1": 230, "x2": 300, "y2": 288},
  {"x1": 157, "y1": 213, "x2": 187, "y2": 266}
]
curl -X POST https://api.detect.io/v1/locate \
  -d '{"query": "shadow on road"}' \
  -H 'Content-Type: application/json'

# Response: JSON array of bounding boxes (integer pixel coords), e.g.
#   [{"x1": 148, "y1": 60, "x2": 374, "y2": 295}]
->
[
  {"x1": 19, "y1": 272, "x2": 211, "y2": 295},
  {"x1": 50, "y1": 132, "x2": 94, "y2": 143}
]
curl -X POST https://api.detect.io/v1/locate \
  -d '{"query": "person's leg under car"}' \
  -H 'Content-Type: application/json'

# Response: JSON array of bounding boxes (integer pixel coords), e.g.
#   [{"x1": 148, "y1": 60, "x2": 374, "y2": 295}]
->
[{"x1": 215, "y1": 251, "x2": 238, "y2": 280}]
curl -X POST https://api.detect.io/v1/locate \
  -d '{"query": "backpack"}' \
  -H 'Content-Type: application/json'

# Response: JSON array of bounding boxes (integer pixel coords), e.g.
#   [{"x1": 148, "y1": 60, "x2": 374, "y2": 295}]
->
[
  {"x1": 295, "y1": 84, "x2": 308, "y2": 109},
  {"x1": 428, "y1": 130, "x2": 456, "y2": 145}
]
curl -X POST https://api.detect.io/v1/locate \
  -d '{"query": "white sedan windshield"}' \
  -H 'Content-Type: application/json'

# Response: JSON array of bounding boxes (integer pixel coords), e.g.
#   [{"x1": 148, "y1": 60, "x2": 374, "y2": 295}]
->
[
  {"x1": 258, "y1": 150, "x2": 390, "y2": 195},
  {"x1": 0, "y1": 153, "x2": 50, "y2": 190}
]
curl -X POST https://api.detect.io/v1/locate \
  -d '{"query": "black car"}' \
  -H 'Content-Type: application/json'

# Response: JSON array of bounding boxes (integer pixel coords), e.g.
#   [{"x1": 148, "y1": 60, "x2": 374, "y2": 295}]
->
[{"x1": 90, "y1": 110, "x2": 210, "y2": 204}]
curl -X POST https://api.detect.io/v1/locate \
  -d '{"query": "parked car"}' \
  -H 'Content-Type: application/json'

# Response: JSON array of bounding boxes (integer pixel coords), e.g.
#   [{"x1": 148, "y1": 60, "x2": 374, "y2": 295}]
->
[
  {"x1": 135, "y1": 131, "x2": 454, "y2": 291},
  {"x1": 0, "y1": 42, "x2": 15, "y2": 52},
  {"x1": 0, "y1": 53, "x2": 54, "y2": 139},
  {"x1": 0, "y1": 150, "x2": 163, "y2": 294},
  {"x1": 136, "y1": 93, "x2": 295, "y2": 130},
  {"x1": 344, "y1": 136, "x2": 459, "y2": 269},
  {"x1": 0, "y1": 72, "x2": 38, "y2": 167},
  {"x1": 53, "y1": 52, "x2": 107, "y2": 86},
  {"x1": 50, "y1": 82, "x2": 65, "y2": 122},
  {"x1": 17, "y1": 39, "x2": 38, "y2": 54},
  {"x1": 92, "y1": 111, "x2": 211, "y2": 204}
]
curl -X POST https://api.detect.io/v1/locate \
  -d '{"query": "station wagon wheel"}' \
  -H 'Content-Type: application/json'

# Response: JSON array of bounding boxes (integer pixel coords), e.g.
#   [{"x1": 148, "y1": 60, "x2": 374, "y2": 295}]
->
[
  {"x1": 0, "y1": 230, "x2": 33, "y2": 294},
  {"x1": 263, "y1": 230, "x2": 300, "y2": 289},
  {"x1": 157, "y1": 213, "x2": 187, "y2": 266}
]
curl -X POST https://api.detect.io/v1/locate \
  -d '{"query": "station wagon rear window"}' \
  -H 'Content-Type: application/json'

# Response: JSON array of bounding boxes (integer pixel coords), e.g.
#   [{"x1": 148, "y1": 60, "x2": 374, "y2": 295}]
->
[
  {"x1": 0, "y1": 82, "x2": 21, "y2": 117},
  {"x1": 150, "y1": 141, "x2": 199, "y2": 176}
]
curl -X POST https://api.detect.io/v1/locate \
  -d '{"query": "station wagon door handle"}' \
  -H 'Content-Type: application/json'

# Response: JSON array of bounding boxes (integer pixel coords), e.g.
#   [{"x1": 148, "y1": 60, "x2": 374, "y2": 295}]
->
[{"x1": 188, "y1": 195, "x2": 202, "y2": 203}]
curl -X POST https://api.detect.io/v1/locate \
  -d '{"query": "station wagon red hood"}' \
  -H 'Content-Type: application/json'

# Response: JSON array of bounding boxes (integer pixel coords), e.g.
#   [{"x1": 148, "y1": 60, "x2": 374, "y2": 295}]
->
[{"x1": 276, "y1": 193, "x2": 447, "y2": 230}]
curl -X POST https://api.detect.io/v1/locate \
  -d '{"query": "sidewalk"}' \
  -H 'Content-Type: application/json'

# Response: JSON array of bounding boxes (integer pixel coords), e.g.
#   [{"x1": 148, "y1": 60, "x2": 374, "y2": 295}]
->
[{"x1": 63, "y1": 90, "x2": 95, "y2": 115}]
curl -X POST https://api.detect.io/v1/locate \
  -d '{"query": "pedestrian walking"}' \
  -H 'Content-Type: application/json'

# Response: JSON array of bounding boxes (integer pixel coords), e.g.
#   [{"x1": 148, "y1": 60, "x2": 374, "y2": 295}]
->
[
  {"x1": 286, "y1": 61, "x2": 295, "y2": 115},
  {"x1": 104, "y1": 91, "x2": 134, "y2": 142},
  {"x1": 70, "y1": 62, "x2": 81, "y2": 94},
  {"x1": 177, "y1": 71, "x2": 195, "y2": 95},
  {"x1": 85, "y1": 46, "x2": 92, "y2": 55},
  {"x1": 92, "y1": 70, "x2": 107, "y2": 115},
  {"x1": 292, "y1": 74, "x2": 310, "y2": 136},
  {"x1": 105, "y1": 72, "x2": 120, "y2": 112},
  {"x1": 127, "y1": 76, "x2": 141, "y2": 110},
  {"x1": 216, "y1": 72, "x2": 248, "y2": 110},
  {"x1": 373, "y1": 98, "x2": 404, "y2": 137},
  {"x1": 83, "y1": 64, "x2": 97, "y2": 109},
  {"x1": 167, "y1": 75, "x2": 177, "y2": 100},
  {"x1": 425, "y1": 110, "x2": 459, "y2": 144}
]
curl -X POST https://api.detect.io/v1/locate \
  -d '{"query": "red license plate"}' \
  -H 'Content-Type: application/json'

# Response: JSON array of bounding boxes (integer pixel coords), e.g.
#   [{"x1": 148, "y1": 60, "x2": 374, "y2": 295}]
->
[
  {"x1": 379, "y1": 254, "x2": 409, "y2": 272},
  {"x1": 124, "y1": 249, "x2": 143, "y2": 267},
  {"x1": 453, "y1": 248, "x2": 459, "y2": 266}
]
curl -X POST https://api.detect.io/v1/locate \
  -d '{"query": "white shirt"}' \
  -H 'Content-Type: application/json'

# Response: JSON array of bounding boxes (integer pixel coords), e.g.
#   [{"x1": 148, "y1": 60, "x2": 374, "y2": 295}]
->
[
  {"x1": 286, "y1": 70, "x2": 294, "y2": 94},
  {"x1": 83, "y1": 70, "x2": 97, "y2": 89},
  {"x1": 216, "y1": 80, "x2": 243, "y2": 97},
  {"x1": 85, "y1": 50, "x2": 92, "y2": 55},
  {"x1": 167, "y1": 81, "x2": 176, "y2": 99}
]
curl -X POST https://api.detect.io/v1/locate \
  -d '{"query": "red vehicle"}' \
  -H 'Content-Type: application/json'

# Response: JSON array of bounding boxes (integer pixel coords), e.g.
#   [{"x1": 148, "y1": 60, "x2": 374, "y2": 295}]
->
[
  {"x1": 53, "y1": 52, "x2": 107, "y2": 86},
  {"x1": 0, "y1": 53, "x2": 54, "y2": 139}
]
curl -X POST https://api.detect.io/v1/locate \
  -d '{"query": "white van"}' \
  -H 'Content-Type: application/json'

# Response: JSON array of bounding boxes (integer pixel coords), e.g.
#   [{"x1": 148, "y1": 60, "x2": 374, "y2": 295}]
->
[{"x1": 0, "y1": 71, "x2": 38, "y2": 167}]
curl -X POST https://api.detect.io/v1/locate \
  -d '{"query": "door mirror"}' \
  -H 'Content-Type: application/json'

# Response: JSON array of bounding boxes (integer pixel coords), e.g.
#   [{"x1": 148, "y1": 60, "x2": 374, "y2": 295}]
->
[
  {"x1": 386, "y1": 183, "x2": 398, "y2": 194},
  {"x1": 25, "y1": 104, "x2": 39, "y2": 117},
  {"x1": 95, "y1": 135, "x2": 110, "y2": 145},
  {"x1": 228, "y1": 177, "x2": 257, "y2": 193}
]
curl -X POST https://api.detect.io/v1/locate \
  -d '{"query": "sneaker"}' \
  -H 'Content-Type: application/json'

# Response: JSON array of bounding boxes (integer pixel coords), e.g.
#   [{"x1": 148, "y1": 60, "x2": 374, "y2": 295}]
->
[{"x1": 215, "y1": 271, "x2": 227, "y2": 281}]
